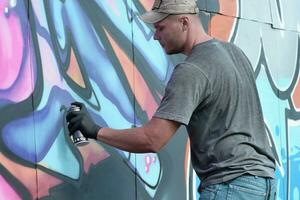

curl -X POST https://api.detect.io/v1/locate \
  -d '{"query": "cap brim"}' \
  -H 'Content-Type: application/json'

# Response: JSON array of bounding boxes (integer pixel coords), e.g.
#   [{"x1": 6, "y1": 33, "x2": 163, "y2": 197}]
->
[{"x1": 139, "y1": 11, "x2": 169, "y2": 24}]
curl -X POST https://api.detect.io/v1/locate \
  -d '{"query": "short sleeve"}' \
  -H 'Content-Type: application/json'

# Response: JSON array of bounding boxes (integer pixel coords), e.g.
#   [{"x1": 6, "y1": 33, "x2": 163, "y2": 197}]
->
[{"x1": 154, "y1": 63, "x2": 210, "y2": 125}]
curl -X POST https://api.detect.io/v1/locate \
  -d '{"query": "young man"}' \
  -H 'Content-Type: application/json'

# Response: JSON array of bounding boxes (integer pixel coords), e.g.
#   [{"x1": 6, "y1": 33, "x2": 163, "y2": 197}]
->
[{"x1": 66, "y1": 0, "x2": 277, "y2": 199}]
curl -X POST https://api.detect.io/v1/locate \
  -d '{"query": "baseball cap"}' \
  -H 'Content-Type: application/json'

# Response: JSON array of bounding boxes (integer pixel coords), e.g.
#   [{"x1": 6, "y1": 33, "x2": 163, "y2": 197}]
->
[{"x1": 140, "y1": 0, "x2": 199, "y2": 24}]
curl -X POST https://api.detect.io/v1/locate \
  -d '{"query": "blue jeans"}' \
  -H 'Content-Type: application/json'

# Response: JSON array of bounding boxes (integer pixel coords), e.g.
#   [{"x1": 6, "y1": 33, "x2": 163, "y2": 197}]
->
[{"x1": 200, "y1": 175, "x2": 277, "y2": 200}]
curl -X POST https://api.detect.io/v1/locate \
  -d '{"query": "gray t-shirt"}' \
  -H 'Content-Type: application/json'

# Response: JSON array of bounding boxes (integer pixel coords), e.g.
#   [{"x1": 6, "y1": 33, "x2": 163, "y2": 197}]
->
[{"x1": 154, "y1": 39, "x2": 276, "y2": 190}]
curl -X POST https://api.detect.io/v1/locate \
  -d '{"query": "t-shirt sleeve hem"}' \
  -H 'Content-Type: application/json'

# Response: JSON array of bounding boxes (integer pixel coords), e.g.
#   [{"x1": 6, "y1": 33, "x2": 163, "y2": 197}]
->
[{"x1": 154, "y1": 111, "x2": 189, "y2": 126}]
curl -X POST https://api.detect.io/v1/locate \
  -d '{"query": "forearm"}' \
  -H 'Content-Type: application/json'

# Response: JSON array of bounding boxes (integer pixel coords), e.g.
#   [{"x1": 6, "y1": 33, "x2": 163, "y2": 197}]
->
[
  {"x1": 96, "y1": 126, "x2": 156, "y2": 153},
  {"x1": 66, "y1": 102, "x2": 179, "y2": 151}
]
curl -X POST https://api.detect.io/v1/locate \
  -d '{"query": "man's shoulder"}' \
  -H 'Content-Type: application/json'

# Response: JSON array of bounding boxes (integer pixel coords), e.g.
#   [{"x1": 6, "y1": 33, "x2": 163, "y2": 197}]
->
[{"x1": 175, "y1": 61, "x2": 201, "y2": 72}]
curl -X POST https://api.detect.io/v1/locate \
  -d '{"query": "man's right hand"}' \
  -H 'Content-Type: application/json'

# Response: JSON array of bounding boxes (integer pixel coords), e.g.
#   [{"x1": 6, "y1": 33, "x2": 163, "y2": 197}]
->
[{"x1": 66, "y1": 102, "x2": 101, "y2": 140}]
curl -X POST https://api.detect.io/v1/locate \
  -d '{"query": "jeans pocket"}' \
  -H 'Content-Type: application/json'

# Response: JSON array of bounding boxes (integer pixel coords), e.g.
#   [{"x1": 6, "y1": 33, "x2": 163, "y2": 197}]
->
[
  {"x1": 227, "y1": 176, "x2": 268, "y2": 199},
  {"x1": 229, "y1": 183, "x2": 267, "y2": 196}
]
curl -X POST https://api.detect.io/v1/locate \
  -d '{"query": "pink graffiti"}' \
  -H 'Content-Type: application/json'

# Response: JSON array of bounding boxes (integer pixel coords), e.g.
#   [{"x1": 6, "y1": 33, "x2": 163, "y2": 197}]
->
[
  {"x1": 144, "y1": 154, "x2": 157, "y2": 173},
  {"x1": 0, "y1": 1, "x2": 23, "y2": 90},
  {"x1": 0, "y1": 0, "x2": 35, "y2": 102},
  {"x1": 292, "y1": 76, "x2": 300, "y2": 111},
  {"x1": 0, "y1": 175, "x2": 21, "y2": 200}
]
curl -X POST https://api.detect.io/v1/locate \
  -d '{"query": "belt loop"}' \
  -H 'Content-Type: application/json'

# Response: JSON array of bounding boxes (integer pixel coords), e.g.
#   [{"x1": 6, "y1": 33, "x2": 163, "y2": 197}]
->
[{"x1": 266, "y1": 178, "x2": 271, "y2": 200}]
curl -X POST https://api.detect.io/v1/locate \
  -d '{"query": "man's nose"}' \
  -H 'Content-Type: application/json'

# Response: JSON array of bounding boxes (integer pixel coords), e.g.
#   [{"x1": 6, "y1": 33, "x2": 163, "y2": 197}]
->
[{"x1": 153, "y1": 31, "x2": 159, "y2": 40}]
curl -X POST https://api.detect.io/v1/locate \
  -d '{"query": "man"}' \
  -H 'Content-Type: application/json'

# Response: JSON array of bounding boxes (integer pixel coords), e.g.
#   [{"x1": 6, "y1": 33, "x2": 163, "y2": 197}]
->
[{"x1": 66, "y1": 0, "x2": 277, "y2": 199}]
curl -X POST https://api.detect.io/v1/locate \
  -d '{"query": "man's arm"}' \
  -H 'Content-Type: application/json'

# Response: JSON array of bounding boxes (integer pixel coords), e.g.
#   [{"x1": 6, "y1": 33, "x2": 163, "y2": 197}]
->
[
  {"x1": 66, "y1": 102, "x2": 181, "y2": 153},
  {"x1": 97, "y1": 117, "x2": 180, "y2": 153}
]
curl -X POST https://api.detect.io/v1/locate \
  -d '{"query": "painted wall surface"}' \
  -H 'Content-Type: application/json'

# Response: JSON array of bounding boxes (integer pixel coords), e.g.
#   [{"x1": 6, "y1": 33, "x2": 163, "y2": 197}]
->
[{"x1": 0, "y1": 0, "x2": 299, "y2": 199}]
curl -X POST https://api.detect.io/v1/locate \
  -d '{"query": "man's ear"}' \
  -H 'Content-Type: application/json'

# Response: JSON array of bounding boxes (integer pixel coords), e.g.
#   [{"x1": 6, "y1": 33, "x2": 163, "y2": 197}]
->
[{"x1": 180, "y1": 16, "x2": 189, "y2": 31}]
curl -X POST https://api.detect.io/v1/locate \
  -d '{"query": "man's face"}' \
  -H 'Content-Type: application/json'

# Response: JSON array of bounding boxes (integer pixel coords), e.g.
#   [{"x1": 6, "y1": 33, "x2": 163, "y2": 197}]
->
[{"x1": 153, "y1": 15, "x2": 186, "y2": 55}]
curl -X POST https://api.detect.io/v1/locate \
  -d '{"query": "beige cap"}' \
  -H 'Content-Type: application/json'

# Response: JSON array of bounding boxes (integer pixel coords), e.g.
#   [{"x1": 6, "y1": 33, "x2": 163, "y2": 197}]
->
[{"x1": 140, "y1": 0, "x2": 199, "y2": 24}]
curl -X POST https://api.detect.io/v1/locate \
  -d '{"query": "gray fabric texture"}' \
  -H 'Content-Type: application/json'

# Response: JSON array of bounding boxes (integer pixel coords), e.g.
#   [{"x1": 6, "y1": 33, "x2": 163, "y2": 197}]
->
[{"x1": 154, "y1": 39, "x2": 276, "y2": 190}]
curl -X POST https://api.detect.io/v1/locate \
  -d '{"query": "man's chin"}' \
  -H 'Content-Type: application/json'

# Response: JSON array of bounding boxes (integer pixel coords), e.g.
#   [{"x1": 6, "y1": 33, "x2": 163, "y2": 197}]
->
[
  {"x1": 165, "y1": 49, "x2": 180, "y2": 55},
  {"x1": 163, "y1": 48, "x2": 173, "y2": 55}
]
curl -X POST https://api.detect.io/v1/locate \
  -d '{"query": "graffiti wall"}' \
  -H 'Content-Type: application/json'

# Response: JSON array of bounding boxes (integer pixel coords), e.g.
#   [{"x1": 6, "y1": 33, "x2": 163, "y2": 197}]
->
[{"x1": 0, "y1": 0, "x2": 299, "y2": 199}]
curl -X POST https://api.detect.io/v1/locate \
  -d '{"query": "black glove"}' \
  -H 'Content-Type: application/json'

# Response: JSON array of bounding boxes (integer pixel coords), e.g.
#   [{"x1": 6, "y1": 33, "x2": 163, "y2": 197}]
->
[{"x1": 66, "y1": 102, "x2": 101, "y2": 139}]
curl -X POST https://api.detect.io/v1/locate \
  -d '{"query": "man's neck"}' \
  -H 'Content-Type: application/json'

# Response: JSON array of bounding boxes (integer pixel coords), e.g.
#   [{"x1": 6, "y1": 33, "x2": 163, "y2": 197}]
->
[{"x1": 183, "y1": 23, "x2": 213, "y2": 56}]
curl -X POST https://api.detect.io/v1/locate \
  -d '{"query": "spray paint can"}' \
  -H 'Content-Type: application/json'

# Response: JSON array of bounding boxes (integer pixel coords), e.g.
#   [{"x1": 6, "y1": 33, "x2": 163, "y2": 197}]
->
[{"x1": 68, "y1": 105, "x2": 89, "y2": 146}]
